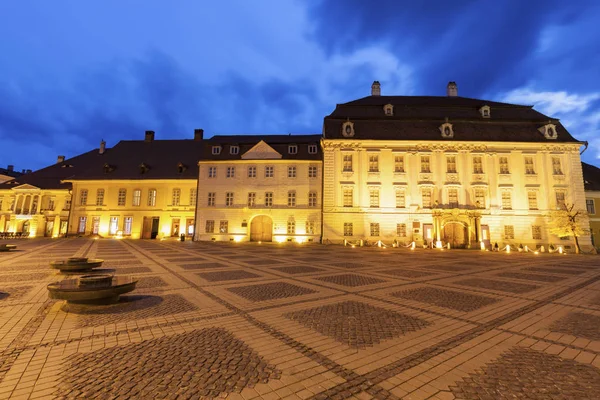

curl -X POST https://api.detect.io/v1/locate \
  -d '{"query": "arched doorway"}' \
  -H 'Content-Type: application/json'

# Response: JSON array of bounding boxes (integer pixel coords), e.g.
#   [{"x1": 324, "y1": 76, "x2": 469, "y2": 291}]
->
[
  {"x1": 22, "y1": 221, "x2": 30, "y2": 234},
  {"x1": 250, "y1": 216, "x2": 273, "y2": 242},
  {"x1": 443, "y1": 221, "x2": 467, "y2": 248}
]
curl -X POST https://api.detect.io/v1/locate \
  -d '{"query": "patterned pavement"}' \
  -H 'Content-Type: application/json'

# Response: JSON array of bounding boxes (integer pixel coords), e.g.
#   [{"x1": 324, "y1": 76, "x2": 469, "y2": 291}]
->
[{"x1": 0, "y1": 239, "x2": 599, "y2": 399}]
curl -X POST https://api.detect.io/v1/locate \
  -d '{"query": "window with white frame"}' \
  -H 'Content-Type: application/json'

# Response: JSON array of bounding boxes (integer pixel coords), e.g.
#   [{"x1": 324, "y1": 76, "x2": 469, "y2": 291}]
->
[
  {"x1": 96, "y1": 189, "x2": 104, "y2": 206},
  {"x1": 308, "y1": 144, "x2": 318, "y2": 154},
  {"x1": 504, "y1": 225, "x2": 514, "y2": 239},
  {"x1": 48, "y1": 197, "x2": 55, "y2": 211},
  {"x1": 287, "y1": 191, "x2": 296, "y2": 207},
  {"x1": 288, "y1": 145, "x2": 298, "y2": 154},
  {"x1": 555, "y1": 190, "x2": 566, "y2": 209},
  {"x1": 109, "y1": 216, "x2": 118, "y2": 235},
  {"x1": 524, "y1": 156, "x2": 535, "y2": 175},
  {"x1": 395, "y1": 189, "x2": 406, "y2": 208},
  {"x1": 133, "y1": 189, "x2": 141, "y2": 206},
  {"x1": 265, "y1": 166, "x2": 274, "y2": 178},
  {"x1": 370, "y1": 223, "x2": 380, "y2": 236},
  {"x1": 117, "y1": 189, "x2": 126, "y2": 206},
  {"x1": 473, "y1": 156, "x2": 483, "y2": 174},
  {"x1": 189, "y1": 188, "x2": 197, "y2": 206},
  {"x1": 247, "y1": 192, "x2": 256, "y2": 207},
  {"x1": 532, "y1": 225, "x2": 542, "y2": 240},
  {"x1": 528, "y1": 191, "x2": 538, "y2": 210},
  {"x1": 79, "y1": 189, "x2": 88, "y2": 206},
  {"x1": 230, "y1": 145, "x2": 239, "y2": 155},
  {"x1": 124, "y1": 217, "x2": 133, "y2": 235},
  {"x1": 306, "y1": 220, "x2": 315, "y2": 234},
  {"x1": 225, "y1": 192, "x2": 234, "y2": 207},
  {"x1": 369, "y1": 189, "x2": 380, "y2": 208},
  {"x1": 288, "y1": 166, "x2": 296, "y2": 178},
  {"x1": 397, "y1": 223, "x2": 407, "y2": 237},
  {"x1": 205, "y1": 220, "x2": 214, "y2": 233},
  {"x1": 394, "y1": 155, "x2": 405, "y2": 173},
  {"x1": 287, "y1": 220, "x2": 295, "y2": 234},
  {"x1": 448, "y1": 188, "x2": 459, "y2": 208},
  {"x1": 78, "y1": 216, "x2": 87, "y2": 233},
  {"x1": 172, "y1": 188, "x2": 181, "y2": 206},
  {"x1": 343, "y1": 188, "x2": 353, "y2": 207},
  {"x1": 474, "y1": 188, "x2": 485, "y2": 208},
  {"x1": 147, "y1": 189, "x2": 157, "y2": 206},
  {"x1": 212, "y1": 146, "x2": 221, "y2": 155},
  {"x1": 207, "y1": 192, "x2": 216, "y2": 206},
  {"x1": 368, "y1": 155, "x2": 379, "y2": 172},
  {"x1": 226, "y1": 167, "x2": 235, "y2": 178},
  {"x1": 343, "y1": 222, "x2": 353, "y2": 236},
  {"x1": 308, "y1": 166, "x2": 318, "y2": 178},
  {"x1": 342, "y1": 154, "x2": 353, "y2": 172},
  {"x1": 501, "y1": 191, "x2": 512, "y2": 210},
  {"x1": 248, "y1": 166, "x2": 256, "y2": 178},
  {"x1": 265, "y1": 192, "x2": 273, "y2": 207},
  {"x1": 219, "y1": 220, "x2": 228, "y2": 233},
  {"x1": 308, "y1": 192, "x2": 317, "y2": 207},
  {"x1": 421, "y1": 156, "x2": 431, "y2": 173},
  {"x1": 552, "y1": 157, "x2": 563, "y2": 175},
  {"x1": 422, "y1": 188, "x2": 432, "y2": 208},
  {"x1": 586, "y1": 199, "x2": 595, "y2": 214},
  {"x1": 208, "y1": 166, "x2": 217, "y2": 178},
  {"x1": 499, "y1": 156, "x2": 510, "y2": 174},
  {"x1": 447, "y1": 156, "x2": 457, "y2": 173}
]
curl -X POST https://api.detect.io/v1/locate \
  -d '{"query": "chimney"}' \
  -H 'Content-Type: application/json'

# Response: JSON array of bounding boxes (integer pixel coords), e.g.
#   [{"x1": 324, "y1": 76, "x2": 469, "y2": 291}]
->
[
  {"x1": 22, "y1": 169, "x2": 25, "y2": 173},
  {"x1": 371, "y1": 81, "x2": 381, "y2": 96},
  {"x1": 447, "y1": 81, "x2": 458, "y2": 97},
  {"x1": 194, "y1": 128, "x2": 204, "y2": 141},
  {"x1": 99, "y1": 139, "x2": 106, "y2": 154},
  {"x1": 145, "y1": 130, "x2": 155, "y2": 142},
  {"x1": 57, "y1": 155, "x2": 65, "y2": 164},
  {"x1": 7, "y1": 165, "x2": 13, "y2": 172},
  {"x1": 26, "y1": 169, "x2": 31, "y2": 174}
]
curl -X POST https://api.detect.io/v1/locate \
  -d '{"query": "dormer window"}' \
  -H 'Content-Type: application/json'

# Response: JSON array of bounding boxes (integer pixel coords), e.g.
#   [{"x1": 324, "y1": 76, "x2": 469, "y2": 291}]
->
[
  {"x1": 479, "y1": 105, "x2": 491, "y2": 118},
  {"x1": 288, "y1": 145, "x2": 298, "y2": 155},
  {"x1": 439, "y1": 122, "x2": 454, "y2": 138},
  {"x1": 342, "y1": 121, "x2": 355, "y2": 138},
  {"x1": 212, "y1": 146, "x2": 222, "y2": 155},
  {"x1": 539, "y1": 123, "x2": 558, "y2": 139},
  {"x1": 308, "y1": 144, "x2": 318, "y2": 154},
  {"x1": 230, "y1": 145, "x2": 239, "y2": 155},
  {"x1": 177, "y1": 162, "x2": 187, "y2": 173},
  {"x1": 383, "y1": 104, "x2": 394, "y2": 116},
  {"x1": 103, "y1": 163, "x2": 114, "y2": 173},
  {"x1": 139, "y1": 163, "x2": 149, "y2": 174}
]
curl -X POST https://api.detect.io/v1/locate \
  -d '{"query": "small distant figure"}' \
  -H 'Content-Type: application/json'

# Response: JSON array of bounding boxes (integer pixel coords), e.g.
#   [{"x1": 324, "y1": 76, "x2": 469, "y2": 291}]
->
[{"x1": 494, "y1": 242, "x2": 499, "y2": 252}]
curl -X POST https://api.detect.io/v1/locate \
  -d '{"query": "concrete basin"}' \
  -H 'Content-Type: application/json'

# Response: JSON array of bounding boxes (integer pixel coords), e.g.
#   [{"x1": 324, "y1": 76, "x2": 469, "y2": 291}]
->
[{"x1": 47, "y1": 275, "x2": 137, "y2": 304}]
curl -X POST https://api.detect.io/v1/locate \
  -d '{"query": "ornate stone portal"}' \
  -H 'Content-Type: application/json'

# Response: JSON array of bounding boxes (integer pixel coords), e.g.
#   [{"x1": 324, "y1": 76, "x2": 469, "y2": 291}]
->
[{"x1": 432, "y1": 208, "x2": 482, "y2": 249}]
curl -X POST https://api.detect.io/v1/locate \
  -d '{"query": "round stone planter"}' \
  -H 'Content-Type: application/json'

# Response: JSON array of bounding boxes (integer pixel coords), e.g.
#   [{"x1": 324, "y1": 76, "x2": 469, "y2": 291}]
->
[
  {"x1": 47, "y1": 275, "x2": 137, "y2": 305},
  {"x1": 50, "y1": 258, "x2": 104, "y2": 272},
  {"x1": 0, "y1": 244, "x2": 17, "y2": 252}
]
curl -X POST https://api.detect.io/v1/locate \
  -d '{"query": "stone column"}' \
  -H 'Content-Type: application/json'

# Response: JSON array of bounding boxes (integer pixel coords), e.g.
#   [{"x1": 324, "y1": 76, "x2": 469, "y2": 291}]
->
[{"x1": 0, "y1": 215, "x2": 5, "y2": 232}]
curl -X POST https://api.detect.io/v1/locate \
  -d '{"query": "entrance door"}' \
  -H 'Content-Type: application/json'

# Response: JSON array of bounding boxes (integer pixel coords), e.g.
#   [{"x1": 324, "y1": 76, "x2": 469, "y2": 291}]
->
[
  {"x1": 186, "y1": 218, "x2": 194, "y2": 236},
  {"x1": 171, "y1": 218, "x2": 180, "y2": 237},
  {"x1": 22, "y1": 221, "x2": 30, "y2": 234},
  {"x1": 151, "y1": 217, "x2": 160, "y2": 239},
  {"x1": 250, "y1": 216, "x2": 272, "y2": 242},
  {"x1": 45, "y1": 221, "x2": 54, "y2": 237},
  {"x1": 423, "y1": 223, "x2": 433, "y2": 246},
  {"x1": 142, "y1": 217, "x2": 153, "y2": 239},
  {"x1": 92, "y1": 217, "x2": 100, "y2": 234},
  {"x1": 60, "y1": 220, "x2": 68, "y2": 235},
  {"x1": 443, "y1": 222, "x2": 467, "y2": 248},
  {"x1": 481, "y1": 225, "x2": 491, "y2": 248}
]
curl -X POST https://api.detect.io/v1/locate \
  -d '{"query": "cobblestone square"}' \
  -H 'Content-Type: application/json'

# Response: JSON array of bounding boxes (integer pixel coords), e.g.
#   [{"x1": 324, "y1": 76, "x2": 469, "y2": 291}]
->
[{"x1": 0, "y1": 238, "x2": 599, "y2": 399}]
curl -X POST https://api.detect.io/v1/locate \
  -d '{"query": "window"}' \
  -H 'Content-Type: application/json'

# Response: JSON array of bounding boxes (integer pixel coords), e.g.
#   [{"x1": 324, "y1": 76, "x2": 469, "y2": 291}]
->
[
  {"x1": 78, "y1": 216, "x2": 87, "y2": 233},
  {"x1": 395, "y1": 190, "x2": 406, "y2": 208},
  {"x1": 447, "y1": 156, "x2": 456, "y2": 173},
  {"x1": 368, "y1": 155, "x2": 379, "y2": 172},
  {"x1": 265, "y1": 166, "x2": 274, "y2": 178},
  {"x1": 474, "y1": 188, "x2": 485, "y2": 208},
  {"x1": 0, "y1": 196, "x2": 3, "y2": 210},
  {"x1": 96, "y1": 189, "x2": 105, "y2": 206},
  {"x1": 586, "y1": 199, "x2": 596, "y2": 214},
  {"x1": 63, "y1": 196, "x2": 72, "y2": 210},
  {"x1": 394, "y1": 156, "x2": 405, "y2": 173},
  {"x1": 189, "y1": 188, "x2": 197, "y2": 206},
  {"x1": 504, "y1": 225, "x2": 514, "y2": 240},
  {"x1": 226, "y1": 167, "x2": 235, "y2": 178},
  {"x1": 248, "y1": 166, "x2": 256, "y2": 178},
  {"x1": 499, "y1": 157, "x2": 510, "y2": 174},
  {"x1": 288, "y1": 166, "x2": 296, "y2": 178},
  {"x1": 369, "y1": 189, "x2": 380, "y2": 208},
  {"x1": 230, "y1": 145, "x2": 239, "y2": 155},
  {"x1": 265, "y1": 192, "x2": 273, "y2": 207},
  {"x1": 308, "y1": 192, "x2": 317, "y2": 207},
  {"x1": 79, "y1": 189, "x2": 88, "y2": 206},
  {"x1": 528, "y1": 191, "x2": 538, "y2": 210},
  {"x1": 207, "y1": 192, "x2": 216, "y2": 207},
  {"x1": 147, "y1": 189, "x2": 157, "y2": 206},
  {"x1": 473, "y1": 156, "x2": 483, "y2": 174},
  {"x1": 308, "y1": 144, "x2": 318, "y2": 154},
  {"x1": 448, "y1": 188, "x2": 458, "y2": 208},
  {"x1": 344, "y1": 222, "x2": 353, "y2": 236},
  {"x1": 118, "y1": 189, "x2": 126, "y2": 206},
  {"x1": 421, "y1": 156, "x2": 431, "y2": 173},
  {"x1": 109, "y1": 216, "x2": 118, "y2": 235},
  {"x1": 124, "y1": 217, "x2": 132, "y2": 235},
  {"x1": 212, "y1": 146, "x2": 221, "y2": 155},
  {"x1": 48, "y1": 197, "x2": 55, "y2": 211},
  {"x1": 288, "y1": 145, "x2": 298, "y2": 154},
  {"x1": 343, "y1": 188, "x2": 353, "y2": 207},
  {"x1": 552, "y1": 157, "x2": 563, "y2": 175},
  {"x1": 343, "y1": 154, "x2": 353, "y2": 172},
  {"x1": 524, "y1": 156, "x2": 535, "y2": 175},
  {"x1": 247, "y1": 192, "x2": 256, "y2": 207},
  {"x1": 225, "y1": 192, "x2": 234, "y2": 207},
  {"x1": 306, "y1": 221, "x2": 315, "y2": 234},
  {"x1": 287, "y1": 220, "x2": 295, "y2": 234},
  {"x1": 288, "y1": 191, "x2": 296, "y2": 207},
  {"x1": 501, "y1": 191, "x2": 512, "y2": 210},
  {"x1": 219, "y1": 221, "x2": 228, "y2": 233},
  {"x1": 532, "y1": 225, "x2": 542, "y2": 240},
  {"x1": 422, "y1": 188, "x2": 432, "y2": 208},
  {"x1": 205, "y1": 220, "x2": 215, "y2": 233},
  {"x1": 308, "y1": 166, "x2": 318, "y2": 178},
  {"x1": 370, "y1": 223, "x2": 380, "y2": 236},
  {"x1": 397, "y1": 223, "x2": 407, "y2": 237},
  {"x1": 555, "y1": 191, "x2": 566, "y2": 209},
  {"x1": 172, "y1": 188, "x2": 181, "y2": 206},
  {"x1": 208, "y1": 166, "x2": 217, "y2": 178},
  {"x1": 133, "y1": 189, "x2": 141, "y2": 206}
]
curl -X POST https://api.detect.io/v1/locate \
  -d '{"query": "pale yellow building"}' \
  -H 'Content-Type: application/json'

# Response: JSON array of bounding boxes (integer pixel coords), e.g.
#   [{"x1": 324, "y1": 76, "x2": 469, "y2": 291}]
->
[
  {"x1": 582, "y1": 162, "x2": 600, "y2": 248},
  {"x1": 321, "y1": 81, "x2": 592, "y2": 251},
  {"x1": 194, "y1": 135, "x2": 322, "y2": 243}
]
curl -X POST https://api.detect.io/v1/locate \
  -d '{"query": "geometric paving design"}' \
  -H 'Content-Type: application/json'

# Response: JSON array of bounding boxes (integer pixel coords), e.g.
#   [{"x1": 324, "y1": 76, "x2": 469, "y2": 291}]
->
[
  {"x1": 496, "y1": 272, "x2": 566, "y2": 282},
  {"x1": 524, "y1": 267, "x2": 587, "y2": 275},
  {"x1": 455, "y1": 278, "x2": 539, "y2": 294},
  {"x1": 315, "y1": 273, "x2": 387, "y2": 287},
  {"x1": 327, "y1": 262, "x2": 368, "y2": 269},
  {"x1": 64, "y1": 294, "x2": 199, "y2": 328},
  {"x1": 378, "y1": 269, "x2": 438, "y2": 278},
  {"x1": 391, "y1": 287, "x2": 499, "y2": 312},
  {"x1": 449, "y1": 347, "x2": 600, "y2": 399},
  {"x1": 113, "y1": 266, "x2": 153, "y2": 274},
  {"x1": 424, "y1": 264, "x2": 473, "y2": 272},
  {"x1": 135, "y1": 276, "x2": 169, "y2": 289},
  {"x1": 197, "y1": 270, "x2": 261, "y2": 282},
  {"x1": 284, "y1": 300, "x2": 431, "y2": 348},
  {"x1": 591, "y1": 294, "x2": 600, "y2": 306},
  {"x1": 227, "y1": 282, "x2": 316, "y2": 302},
  {"x1": 179, "y1": 262, "x2": 231, "y2": 270},
  {"x1": 271, "y1": 266, "x2": 324, "y2": 274},
  {"x1": 0, "y1": 273, "x2": 49, "y2": 282},
  {"x1": 0, "y1": 285, "x2": 33, "y2": 301},
  {"x1": 55, "y1": 328, "x2": 281, "y2": 399},
  {"x1": 549, "y1": 312, "x2": 600, "y2": 341}
]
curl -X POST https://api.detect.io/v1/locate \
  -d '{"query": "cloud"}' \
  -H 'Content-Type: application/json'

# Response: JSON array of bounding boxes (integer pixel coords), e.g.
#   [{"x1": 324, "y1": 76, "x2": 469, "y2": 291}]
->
[{"x1": 499, "y1": 89, "x2": 600, "y2": 115}]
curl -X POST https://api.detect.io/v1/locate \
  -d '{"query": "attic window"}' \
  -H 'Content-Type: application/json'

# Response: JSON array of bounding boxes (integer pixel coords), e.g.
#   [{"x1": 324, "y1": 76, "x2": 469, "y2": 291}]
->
[
  {"x1": 308, "y1": 144, "x2": 318, "y2": 154},
  {"x1": 230, "y1": 145, "x2": 239, "y2": 155},
  {"x1": 383, "y1": 104, "x2": 394, "y2": 116},
  {"x1": 103, "y1": 163, "x2": 114, "y2": 173},
  {"x1": 139, "y1": 163, "x2": 150, "y2": 174},
  {"x1": 177, "y1": 162, "x2": 187, "y2": 173},
  {"x1": 341, "y1": 121, "x2": 355, "y2": 137},
  {"x1": 539, "y1": 123, "x2": 558, "y2": 139},
  {"x1": 479, "y1": 105, "x2": 491, "y2": 118},
  {"x1": 289, "y1": 145, "x2": 298, "y2": 155},
  {"x1": 61, "y1": 164, "x2": 73, "y2": 168},
  {"x1": 212, "y1": 146, "x2": 222, "y2": 155},
  {"x1": 439, "y1": 122, "x2": 454, "y2": 138}
]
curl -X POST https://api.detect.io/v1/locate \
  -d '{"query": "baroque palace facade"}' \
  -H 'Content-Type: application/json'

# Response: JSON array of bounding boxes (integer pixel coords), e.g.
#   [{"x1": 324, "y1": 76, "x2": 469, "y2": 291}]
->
[{"x1": 0, "y1": 82, "x2": 593, "y2": 250}]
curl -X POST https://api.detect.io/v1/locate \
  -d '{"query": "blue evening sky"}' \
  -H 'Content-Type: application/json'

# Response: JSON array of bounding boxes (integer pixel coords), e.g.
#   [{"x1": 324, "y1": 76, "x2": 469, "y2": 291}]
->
[{"x1": 1, "y1": 0, "x2": 599, "y2": 171}]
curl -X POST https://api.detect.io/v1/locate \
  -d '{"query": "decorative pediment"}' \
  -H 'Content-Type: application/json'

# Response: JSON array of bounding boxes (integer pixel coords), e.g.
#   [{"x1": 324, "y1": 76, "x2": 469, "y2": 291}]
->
[
  {"x1": 439, "y1": 121, "x2": 454, "y2": 138},
  {"x1": 11, "y1": 184, "x2": 40, "y2": 191},
  {"x1": 479, "y1": 105, "x2": 490, "y2": 118},
  {"x1": 341, "y1": 120, "x2": 355, "y2": 138},
  {"x1": 241, "y1": 140, "x2": 282, "y2": 159},
  {"x1": 383, "y1": 104, "x2": 394, "y2": 116},
  {"x1": 538, "y1": 123, "x2": 557, "y2": 139}
]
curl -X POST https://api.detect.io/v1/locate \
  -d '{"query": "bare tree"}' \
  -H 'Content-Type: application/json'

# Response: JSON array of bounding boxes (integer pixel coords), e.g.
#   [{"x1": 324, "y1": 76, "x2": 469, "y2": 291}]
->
[{"x1": 547, "y1": 203, "x2": 587, "y2": 254}]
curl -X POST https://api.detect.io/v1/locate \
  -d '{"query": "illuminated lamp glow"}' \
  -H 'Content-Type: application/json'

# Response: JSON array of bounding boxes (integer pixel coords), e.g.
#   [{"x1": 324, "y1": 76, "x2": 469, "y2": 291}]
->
[
  {"x1": 435, "y1": 240, "x2": 443, "y2": 249},
  {"x1": 534, "y1": 251, "x2": 539, "y2": 255},
  {"x1": 480, "y1": 241, "x2": 485, "y2": 250},
  {"x1": 558, "y1": 246, "x2": 563, "y2": 254},
  {"x1": 296, "y1": 237, "x2": 305, "y2": 244},
  {"x1": 275, "y1": 236, "x2": 286, "y2": 243},
  {"x1": 233, "y1": 236, "x2": 243, "y2": 243}
]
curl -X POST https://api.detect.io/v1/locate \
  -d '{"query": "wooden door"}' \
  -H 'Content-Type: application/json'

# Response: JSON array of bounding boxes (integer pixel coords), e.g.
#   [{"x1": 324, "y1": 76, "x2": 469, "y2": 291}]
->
[
  {"x1": 142, "y1": 217, "x2": 152, "y2": 239},
  {"x1": 444, "y1": 222, "x2": 467, "y2": 248},
  {"x1": 250, "y1": 216, "x2": 272, "y2": 242}
]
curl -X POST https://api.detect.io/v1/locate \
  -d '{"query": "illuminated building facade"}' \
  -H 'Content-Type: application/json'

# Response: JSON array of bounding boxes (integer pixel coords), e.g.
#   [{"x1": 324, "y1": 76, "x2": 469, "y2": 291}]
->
[
  {"x1": 582, "y1": 162, "x2": 600, "y2": 247},
  {"x1": 194, "y1": 135, "x2": 322, "y2": 243}
]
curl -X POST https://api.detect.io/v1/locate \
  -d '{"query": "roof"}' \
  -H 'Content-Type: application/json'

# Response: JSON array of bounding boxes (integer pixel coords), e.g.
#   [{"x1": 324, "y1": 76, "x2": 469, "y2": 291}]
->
[
  {"x1": 0, "y1": 149, "x2": 104, "y2": 190},
  {"x1": 324, "y1": 95, "x2": 580, "y2": 143},
  {"x1": 0, "y1": 168, "x2": 23, "y2": 179},
  {"x1": 67, "y1": 140, "x2": 205, "y2": 181},
  {"x1": 201, "y1": 134, "x2": 322, "y2": 161},
  {"x1": 582, "y1": 162, "x2": 600, "y2": 191}
]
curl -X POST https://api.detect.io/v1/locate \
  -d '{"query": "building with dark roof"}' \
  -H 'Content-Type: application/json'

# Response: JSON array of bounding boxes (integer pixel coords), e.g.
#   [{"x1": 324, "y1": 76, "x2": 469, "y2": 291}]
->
[
  {"x1": 582, "y1": 162, "x2": 600, "y2": 246},
  {"x1": 0, "y1": 165, "x2": 24, "y2": 183}
]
